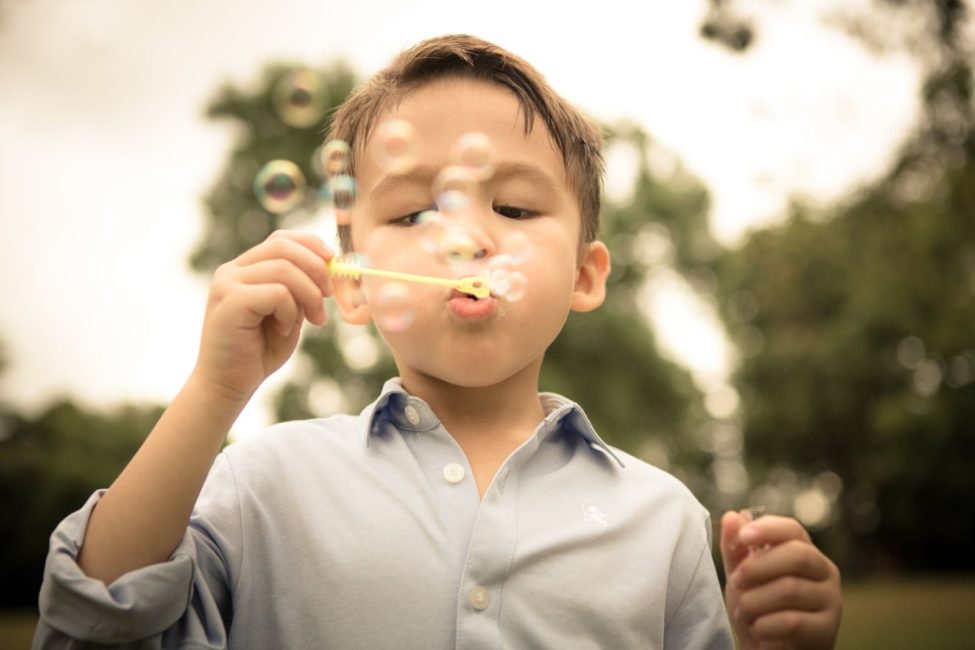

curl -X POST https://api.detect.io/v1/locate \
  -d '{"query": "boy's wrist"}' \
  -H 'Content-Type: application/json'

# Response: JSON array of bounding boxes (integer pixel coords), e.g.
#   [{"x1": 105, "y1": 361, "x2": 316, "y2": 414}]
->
[{"x1": 184, "y1": 368, "x2": 255, "y2": 417}]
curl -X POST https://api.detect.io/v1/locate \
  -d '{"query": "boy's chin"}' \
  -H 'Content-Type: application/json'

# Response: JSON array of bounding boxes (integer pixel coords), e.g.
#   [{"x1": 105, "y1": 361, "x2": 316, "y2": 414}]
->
[{"x1": 399, "y1": 360, "x2": 539, "y2": 391}]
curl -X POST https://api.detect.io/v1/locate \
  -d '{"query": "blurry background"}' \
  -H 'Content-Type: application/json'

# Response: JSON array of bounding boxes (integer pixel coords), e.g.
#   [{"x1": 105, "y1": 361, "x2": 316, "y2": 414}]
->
[{"x1": 1, "y1": 0, "x2": 973, "y2": 647}]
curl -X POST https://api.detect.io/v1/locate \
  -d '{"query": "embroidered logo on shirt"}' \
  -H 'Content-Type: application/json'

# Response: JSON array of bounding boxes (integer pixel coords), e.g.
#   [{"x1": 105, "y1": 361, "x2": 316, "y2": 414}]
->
[{"x1": 580, "y1": 503, "x2": 609, "y2": 529}]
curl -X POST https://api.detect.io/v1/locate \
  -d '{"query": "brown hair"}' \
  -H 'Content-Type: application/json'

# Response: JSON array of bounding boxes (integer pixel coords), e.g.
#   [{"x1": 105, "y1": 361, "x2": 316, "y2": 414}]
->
[{"x1": 326, "y1": 34, "x2": 604, "y2": 251}]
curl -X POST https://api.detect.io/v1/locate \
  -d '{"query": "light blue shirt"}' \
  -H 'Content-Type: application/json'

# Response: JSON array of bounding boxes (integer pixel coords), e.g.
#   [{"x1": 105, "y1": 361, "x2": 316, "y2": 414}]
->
[{"x1": 35, "y1": 379, "x2": 733, "y2": 649}]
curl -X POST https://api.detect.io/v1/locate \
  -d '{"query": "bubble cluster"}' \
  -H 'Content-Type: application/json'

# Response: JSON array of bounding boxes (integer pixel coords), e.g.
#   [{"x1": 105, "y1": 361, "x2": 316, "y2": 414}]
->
[
  {"x1": 250, "y1": 127, "x2": 536, "y2": 332},
  {"x1": 272, "y1": 69, "x2": 328, "y2": 129},
  {"x1": 480, "y1": 255, "x2": 528, "y2": 302},
  {"x1": 253, "y1": 160, "x2": 306, "y2": 214}
]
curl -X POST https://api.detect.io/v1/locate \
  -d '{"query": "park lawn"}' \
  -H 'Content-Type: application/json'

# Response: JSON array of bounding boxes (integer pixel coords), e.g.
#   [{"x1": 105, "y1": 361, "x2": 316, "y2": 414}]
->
[
  {"x1": 3, "y1": 575, "x2": 974, "y2": 648},
  {"x1": 0, "y1": 609, "x2": 36, "y2": 649},
  {"x1": 837, "y1": 574, "x2": 975, "y2": 649}
]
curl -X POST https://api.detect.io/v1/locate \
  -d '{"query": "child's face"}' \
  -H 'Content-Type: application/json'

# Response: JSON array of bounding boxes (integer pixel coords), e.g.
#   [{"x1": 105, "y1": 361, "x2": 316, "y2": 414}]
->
[{"x1": 338, "y1": 76, "x2": 608, "y2": 389}]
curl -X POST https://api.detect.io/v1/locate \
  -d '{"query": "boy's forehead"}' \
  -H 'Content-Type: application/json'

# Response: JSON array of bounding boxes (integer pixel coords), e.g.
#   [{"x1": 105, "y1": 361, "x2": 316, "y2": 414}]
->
[{"x1": 357, "y1": 77, "x2": 565, "y2": 189}]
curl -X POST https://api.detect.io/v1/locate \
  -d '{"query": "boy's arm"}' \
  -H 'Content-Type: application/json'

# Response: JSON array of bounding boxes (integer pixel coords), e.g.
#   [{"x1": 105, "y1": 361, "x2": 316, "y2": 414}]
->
[
  {"x1": 720, "y1": 511, "x2": 842, "y2": 649},
  {"x1": 78, "y1": 230, "x2": 333, "y2": 585}
]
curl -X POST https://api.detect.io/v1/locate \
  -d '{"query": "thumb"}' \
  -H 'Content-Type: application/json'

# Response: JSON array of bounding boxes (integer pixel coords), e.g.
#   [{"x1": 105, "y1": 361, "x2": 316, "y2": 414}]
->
[{"x1": 719, "y1": 510, "x2": 749, "y2": 580}]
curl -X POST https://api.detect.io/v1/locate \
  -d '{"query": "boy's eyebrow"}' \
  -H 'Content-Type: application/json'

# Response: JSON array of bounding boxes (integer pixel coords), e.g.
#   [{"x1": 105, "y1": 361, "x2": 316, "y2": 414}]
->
[{"x1": 368, "y1": 161, "x2": 561, "y2": 201}]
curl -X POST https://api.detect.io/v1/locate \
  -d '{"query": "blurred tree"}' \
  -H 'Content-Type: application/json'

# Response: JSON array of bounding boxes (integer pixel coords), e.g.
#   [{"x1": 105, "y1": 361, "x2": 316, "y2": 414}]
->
[
  {"x1": 702, "y1": 0, "x2": 975, "y2": 571},
  {"x1": 192, "y1": 65, "x2": 722, "y2": 499},
  {"x1": 0, "y1": 399, "x2": 164, "y2": 606}
]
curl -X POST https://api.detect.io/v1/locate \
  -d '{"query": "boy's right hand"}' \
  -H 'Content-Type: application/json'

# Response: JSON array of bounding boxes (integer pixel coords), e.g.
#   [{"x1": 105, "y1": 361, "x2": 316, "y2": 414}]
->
[{"x1": 192, "y1": 230, "x2": 334, "y2": 403}]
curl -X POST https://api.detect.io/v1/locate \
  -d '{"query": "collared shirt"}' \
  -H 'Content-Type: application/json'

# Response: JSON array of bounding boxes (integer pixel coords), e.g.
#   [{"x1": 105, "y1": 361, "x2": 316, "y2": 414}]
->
[{"x1": 35, "y1": 379, "x2": 733, "y2": 649}]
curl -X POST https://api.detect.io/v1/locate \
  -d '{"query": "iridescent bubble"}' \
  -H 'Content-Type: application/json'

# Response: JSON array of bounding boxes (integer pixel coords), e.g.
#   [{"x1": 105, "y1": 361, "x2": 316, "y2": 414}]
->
[
  {"x1": 272, "y1": 69, "x2": 328, "y2": 129},
  {"x1": 415, "y1": 209, "x2": 443, "y2": 227},
  {"x1": 436, "y1": 190, "x2": 471, "y2": 216},
  {"x1": 486, "y1": 253, "x2": 516, "y2": 272},
  {"x1": 483, "y1": 267, "x2": 512, "y2": 298},
  {"x1": 501, "y1": 271, "x2": 527, "y2": 301},
  {"x1": 418, "y1": 213, "x2": 447, "y2": 255},
  {"x1": 501, "y1": 231, "x2": 532, "y2": 263},
  {"x1": 375, "y1": 119, "x2": 419, "y2": 174},
  {"x1": 328, "y1": 174, "x2": 356, "y2": 210},
  {"x1": 253, "y1": 160, "x2": 306, "y2": 214},
  {"x1": 374, "y1": 282, "x2": 415, "y2": 332},
  {"x1": 437, "y1": 228, "x2": 480, "y2": 265},
  {"x1": 320, "y1": 140, "x2": 351, "y2": 176},
  {"x1": 432, "y1": 165, "x2": 479, "y2": 199},
  {"x1": 451, "y1": 132, "x2": 496, "y2": 181}
]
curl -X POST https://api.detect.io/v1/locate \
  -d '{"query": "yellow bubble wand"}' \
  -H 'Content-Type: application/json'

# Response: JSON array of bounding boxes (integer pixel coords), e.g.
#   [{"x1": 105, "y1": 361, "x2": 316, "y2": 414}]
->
[{"x1": 329, "y1": 257, "x2": 491, "y2": 299}]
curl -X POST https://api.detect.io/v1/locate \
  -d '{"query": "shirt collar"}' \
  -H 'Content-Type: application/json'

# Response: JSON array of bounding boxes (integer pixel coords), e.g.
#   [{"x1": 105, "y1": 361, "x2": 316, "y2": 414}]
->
[{"x1": 358, "y1": 378, "x2": 625, "y2": 469}]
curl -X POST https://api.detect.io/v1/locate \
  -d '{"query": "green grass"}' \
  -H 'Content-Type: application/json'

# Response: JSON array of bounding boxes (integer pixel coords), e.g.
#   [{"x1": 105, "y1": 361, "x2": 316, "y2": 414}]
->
[
  {"x1": 3, "y1": 576, "x2": 974, "y2": 648},
  {"x1": 0, "y1": 610, "x2": 37, "y2": 650},
  {"x1": 838, "y1": 575, "x2": 975, "y2": 650}
]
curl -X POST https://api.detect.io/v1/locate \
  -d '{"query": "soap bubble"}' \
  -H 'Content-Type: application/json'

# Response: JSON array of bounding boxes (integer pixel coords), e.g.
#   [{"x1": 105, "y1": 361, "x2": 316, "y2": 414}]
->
[
  {"x1": 436, "y1": 190, "x2": 471, "y2": 216},
  {"x1": 272, "y1": 69, "x2": 328, "y2": 128},
  {"x1": 437, "y1": 228, "x2": 481, "y2": 265},
  {"x1": 452, "y1": 132, "x2": 496, "y2": 181},
  {"x1": 481, "y1": 264, "x2": 527, "y2": 302},
  {"x1": 374, "y1": 282, "x2": 415, "y2": 332},
  {"x1": 501, "y1": 231, "x2": 532, "y2": 263},
  {"x1": 415, "y1": 209, "x2": 443, "y2": 227},
  {"x1": 319, "y1": 140, "x2": 351, "y2": 177},
  {"x1": 432, "y1": 165, "x2": 479, "y2": 199},
  {"x1": 501, "y1": 271, "x2": 527, "y2": 301},
  {"x1": 328, "y1": 174, "x2": 356, "y2": 209},
  {"x1": 375, "y1": 119, "x2": 419, "y2": 174},
  {"x1": 418, "y1": 212, "x2": 447, "y2": 255},
  {"x1": 253, "y1": 160, "x2": 306, "y2": 214}
]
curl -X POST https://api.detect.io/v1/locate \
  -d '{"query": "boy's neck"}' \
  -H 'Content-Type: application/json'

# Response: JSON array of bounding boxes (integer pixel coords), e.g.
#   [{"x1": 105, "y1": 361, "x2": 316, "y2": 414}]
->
[{"x1": 398, "y1": 360, "x2": 547, "y2": 451}]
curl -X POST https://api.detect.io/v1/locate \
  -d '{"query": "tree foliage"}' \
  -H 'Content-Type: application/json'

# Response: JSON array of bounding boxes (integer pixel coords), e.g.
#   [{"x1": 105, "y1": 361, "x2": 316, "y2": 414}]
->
[
  {"x1": 0, "y1": 400, "x2": 163, "y2": 606},
  {"x1": 703, "y1": 0, "x2": 975, "y2": 571}
]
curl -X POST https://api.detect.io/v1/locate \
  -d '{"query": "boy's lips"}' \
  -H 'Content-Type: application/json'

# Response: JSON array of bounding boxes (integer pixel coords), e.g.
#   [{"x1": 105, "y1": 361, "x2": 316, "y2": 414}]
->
[{"x1": 448, "y1": 291, "x2": 496, "y2": 319}]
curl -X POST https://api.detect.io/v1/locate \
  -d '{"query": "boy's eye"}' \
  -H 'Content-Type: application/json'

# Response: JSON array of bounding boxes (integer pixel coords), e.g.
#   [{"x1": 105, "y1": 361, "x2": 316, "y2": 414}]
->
[
  {"x1": 494, "y1": 205, "x2": 536, "y2": 220},
  {"x1": 389, "y1": 210, "x2": 428, "y2": 226}
]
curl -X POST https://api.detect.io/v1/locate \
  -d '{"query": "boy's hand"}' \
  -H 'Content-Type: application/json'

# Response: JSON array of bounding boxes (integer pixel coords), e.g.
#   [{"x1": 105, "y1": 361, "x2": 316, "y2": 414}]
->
[
  {"x1": 193, "y1": 230, "x2": 334, "y2": 403},
  {"x1": 720, "y1": 511, "x2": 842, "y2": 649}
]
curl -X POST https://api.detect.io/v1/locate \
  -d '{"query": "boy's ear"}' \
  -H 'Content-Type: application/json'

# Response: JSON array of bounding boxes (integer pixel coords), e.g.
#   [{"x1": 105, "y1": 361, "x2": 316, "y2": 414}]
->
[
  {"x1": 331, "y1": 274, "x2": 373, "y2": 325},
  {"x1": 571, "y1": 240, "x2": 611, "y2": 313}
]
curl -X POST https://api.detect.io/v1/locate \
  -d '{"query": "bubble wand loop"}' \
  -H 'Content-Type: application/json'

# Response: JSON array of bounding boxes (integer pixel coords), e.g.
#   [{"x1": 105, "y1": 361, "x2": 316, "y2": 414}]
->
[{"x1": 329, "y1": 257, "x2": 491, "y2": 300}]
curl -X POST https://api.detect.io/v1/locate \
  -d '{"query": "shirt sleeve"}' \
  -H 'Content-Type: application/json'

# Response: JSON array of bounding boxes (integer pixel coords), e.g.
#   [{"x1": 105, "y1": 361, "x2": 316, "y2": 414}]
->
[
  {"x1": 663, "y1": 514, "x2": 735, "y2": 650},
  {"x1": 33, "y1": 454, "x2": 242, "y2": 649}
]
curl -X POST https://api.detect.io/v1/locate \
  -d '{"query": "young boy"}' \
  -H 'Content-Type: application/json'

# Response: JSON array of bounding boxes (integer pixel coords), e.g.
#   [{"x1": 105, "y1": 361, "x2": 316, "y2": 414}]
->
[{"x1": 35, "y1": 35, "x2": 840, "y2": 648}]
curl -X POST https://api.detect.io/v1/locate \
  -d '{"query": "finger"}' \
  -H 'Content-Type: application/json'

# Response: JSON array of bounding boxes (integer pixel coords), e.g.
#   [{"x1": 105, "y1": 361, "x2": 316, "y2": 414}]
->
[
  {"x1": 732, "y1": 539, "x2": 834, "y2": 590},
  {"x1": 237, "y1": 232, "x2": 333, "y2": 295},
  {"x1": 739, "y1": 514, "x2": 811, "y2": 549},
  {"x1": 735, "y1": 574, "x2": 831, "y2": 624},
  {"x1": 750, "y1": 608, "x2": 838, "y2": 646},
  {"x1": 227, "y1": 282, "x2": 300, "y2": 337},
  {"x1": 720, "y1": 511, "x2": 750, "y2": 579},
  {"x1": 235, "y1": 259, "x2": 327, "y2": 326}
]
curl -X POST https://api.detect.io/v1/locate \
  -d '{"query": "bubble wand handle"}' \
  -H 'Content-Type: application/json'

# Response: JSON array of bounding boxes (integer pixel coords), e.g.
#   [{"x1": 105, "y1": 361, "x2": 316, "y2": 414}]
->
[{"x1": 329, "y1": 258, "x2": 490, "y2": 299}]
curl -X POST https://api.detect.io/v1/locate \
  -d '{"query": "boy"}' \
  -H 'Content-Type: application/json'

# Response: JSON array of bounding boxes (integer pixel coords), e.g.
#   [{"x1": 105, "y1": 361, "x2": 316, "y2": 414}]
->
[{"x1": 35, "y1": 35, "x2": 840, "y2": 648}]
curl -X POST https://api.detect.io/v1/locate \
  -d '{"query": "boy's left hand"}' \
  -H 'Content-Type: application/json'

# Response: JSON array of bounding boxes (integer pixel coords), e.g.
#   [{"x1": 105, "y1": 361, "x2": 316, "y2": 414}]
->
[{"x1": 720, "y1": 511, "x2": 842, "y2": 649}]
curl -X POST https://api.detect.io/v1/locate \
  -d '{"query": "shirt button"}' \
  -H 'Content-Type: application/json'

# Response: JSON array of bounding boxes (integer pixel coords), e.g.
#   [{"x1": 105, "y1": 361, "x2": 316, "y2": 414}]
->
[
  {"x1": 469, "y1": 586, "x2": 491, "y2": 610},
  {"x1": 404, "y1": 404, "x2": 421, "y2": 426},
  {"x1": 443, "y1": 463, "x2": 466, "y2": 484}
]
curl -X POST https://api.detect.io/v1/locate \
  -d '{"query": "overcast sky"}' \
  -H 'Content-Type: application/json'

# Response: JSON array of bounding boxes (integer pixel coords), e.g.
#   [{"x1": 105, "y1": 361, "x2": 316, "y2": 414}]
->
[{"x1": 0, "y1": 0, "x2": 921, "y2": 434}]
